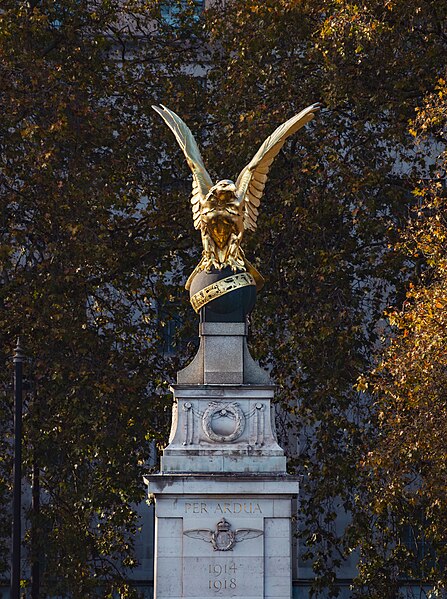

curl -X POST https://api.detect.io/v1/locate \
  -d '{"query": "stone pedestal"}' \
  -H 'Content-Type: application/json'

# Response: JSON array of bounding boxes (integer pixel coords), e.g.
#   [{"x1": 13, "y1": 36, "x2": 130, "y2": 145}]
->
[
  {"x1": 176, "y1": 323, "x2": 271, "y2": 386},
  {"x1": 145, "y1": 476, "x2": 298, "y2": 599},
  {"x1": 145, "y1": 322, "x2": 298, "y2": 599},
  {"x1": 161, "y1": 384, "x2": 286, "y2": 474}
]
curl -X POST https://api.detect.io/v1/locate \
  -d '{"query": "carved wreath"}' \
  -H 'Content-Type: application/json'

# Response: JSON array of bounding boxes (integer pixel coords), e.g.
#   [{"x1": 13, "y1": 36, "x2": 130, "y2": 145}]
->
[{"x1": 202, "y1": 402, "x2": 245, "y2": 443}]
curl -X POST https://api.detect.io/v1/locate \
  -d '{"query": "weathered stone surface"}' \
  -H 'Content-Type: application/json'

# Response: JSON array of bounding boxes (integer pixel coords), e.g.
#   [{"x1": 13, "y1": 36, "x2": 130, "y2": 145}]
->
[
  {"x1": 145, "y1": 476, "x2": 299, "y2": 599},
  {"x1": 147, "y1": 319, "x2": 298, "y2": 598},
  {"x1": 161, "y1": 385, "x2": 286, "y2": 474},
  {"x1": 146, "y1": 475, "x2": 300, "y2": 497},
  {"x1": 203, "y1": 334, "x2": 244, "y2": 384},
  {"x1": 177, "y1": 322, "x2": 271, "y2": 385}
]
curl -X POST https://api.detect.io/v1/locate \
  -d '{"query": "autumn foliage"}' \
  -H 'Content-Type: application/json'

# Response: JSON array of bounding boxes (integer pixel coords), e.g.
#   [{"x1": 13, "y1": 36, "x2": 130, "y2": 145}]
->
[{"x1": 0, "y1": 0, "x2": 446, "y2": 597}]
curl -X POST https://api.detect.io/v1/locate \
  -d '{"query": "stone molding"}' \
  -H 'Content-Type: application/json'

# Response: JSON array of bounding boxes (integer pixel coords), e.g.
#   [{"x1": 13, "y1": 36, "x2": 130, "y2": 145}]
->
[{"x1": 160, "y1": 384, "x2": 286, "y2": 474}]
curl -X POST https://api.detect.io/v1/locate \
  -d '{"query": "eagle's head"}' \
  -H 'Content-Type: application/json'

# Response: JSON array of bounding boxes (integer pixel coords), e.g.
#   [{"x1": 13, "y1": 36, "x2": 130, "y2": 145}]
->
[{"x1": 208, "y1": 180, "x2": 237, "y2": 203}]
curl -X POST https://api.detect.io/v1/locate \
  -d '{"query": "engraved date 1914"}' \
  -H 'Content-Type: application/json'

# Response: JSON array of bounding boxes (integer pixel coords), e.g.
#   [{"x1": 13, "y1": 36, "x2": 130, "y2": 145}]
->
[{"x1": 208, "y1": 562, "x2": 237, "y2": 592}]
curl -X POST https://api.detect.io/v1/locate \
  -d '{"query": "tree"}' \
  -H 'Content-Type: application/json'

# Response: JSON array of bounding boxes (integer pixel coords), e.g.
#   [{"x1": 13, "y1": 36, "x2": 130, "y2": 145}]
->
[
  {"x1": 1, "y1": 0, "x2": 446, "y2": 596},
  {"x1": 204, "y1": 0, "x2": 446, "y2": 596},
  {"x1": 0, "y1": 0, "x2": 207, "y2": 596},
  {"x1": 354, "y1": 78, "x2": 447, "y2": 596}
]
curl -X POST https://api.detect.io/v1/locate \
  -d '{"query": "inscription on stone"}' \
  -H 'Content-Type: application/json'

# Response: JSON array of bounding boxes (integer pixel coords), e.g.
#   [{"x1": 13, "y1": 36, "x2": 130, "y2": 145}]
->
[
  {"x1": 184, "y1": 501, "x2": 263, "y2": 514},
  {"x1": 208, "y1": 562, "x2": 237, "y2": 592},
  {"x1": 183, "y1": 556, "x2": 264, "y2": 597},
  {"x1": 178, "y1": 498, "x2": 270, "y2": 597}
]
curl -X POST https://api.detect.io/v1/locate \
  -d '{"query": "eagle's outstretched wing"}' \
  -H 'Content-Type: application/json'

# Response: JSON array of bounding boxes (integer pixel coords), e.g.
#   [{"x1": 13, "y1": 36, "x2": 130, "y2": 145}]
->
[
  {"x1": 235, "y1": 103, "x2": 320, "y2": 232},
  {"x1": 152, "y1": 105, "x2": 213, "y2": 230}
]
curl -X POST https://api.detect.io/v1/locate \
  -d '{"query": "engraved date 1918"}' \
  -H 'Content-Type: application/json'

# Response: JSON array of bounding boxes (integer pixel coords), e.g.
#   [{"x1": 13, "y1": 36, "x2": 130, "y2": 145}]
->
[{"x1": 208, "y1": 562, "x2": 237, "y2": 592}]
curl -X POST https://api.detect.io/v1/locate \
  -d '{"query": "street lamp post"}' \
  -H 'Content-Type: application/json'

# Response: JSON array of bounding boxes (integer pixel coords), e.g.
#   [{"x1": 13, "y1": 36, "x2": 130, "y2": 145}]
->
[{"x1": 10, "y1": 338, "x2": 24, "y2": 599}]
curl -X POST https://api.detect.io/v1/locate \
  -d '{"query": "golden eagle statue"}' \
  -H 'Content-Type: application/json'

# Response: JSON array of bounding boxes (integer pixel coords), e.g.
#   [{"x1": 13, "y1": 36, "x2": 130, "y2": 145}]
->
[{"x1": 153, "y1": 103, "x2": 320, "y2": 293}]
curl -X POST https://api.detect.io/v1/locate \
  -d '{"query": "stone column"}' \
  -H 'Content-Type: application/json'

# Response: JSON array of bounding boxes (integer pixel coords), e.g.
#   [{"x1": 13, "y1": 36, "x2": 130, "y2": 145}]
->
[{"x1": 145, "y1": 321, "x2": 299, "y2": 599}]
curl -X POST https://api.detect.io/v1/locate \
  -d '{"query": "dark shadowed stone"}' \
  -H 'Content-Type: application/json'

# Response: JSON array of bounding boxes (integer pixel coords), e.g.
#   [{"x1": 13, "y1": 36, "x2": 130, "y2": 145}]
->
[{"x1": 189, "y1": 267, "x2": 256, "y2": 323}]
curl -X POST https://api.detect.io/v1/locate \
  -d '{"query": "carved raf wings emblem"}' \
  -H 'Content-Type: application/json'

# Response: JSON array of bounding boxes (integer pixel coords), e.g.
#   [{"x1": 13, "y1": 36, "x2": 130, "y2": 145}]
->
[
  {"x1": 153, "y1": 103, "x2": 320, "y2": 290},
  {"x1": 183, "y1": 518, "x2": 263, "y2": 552}
]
